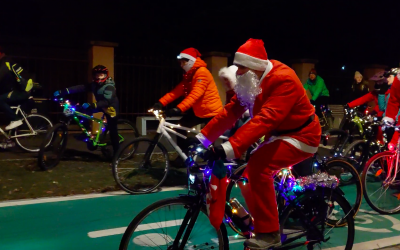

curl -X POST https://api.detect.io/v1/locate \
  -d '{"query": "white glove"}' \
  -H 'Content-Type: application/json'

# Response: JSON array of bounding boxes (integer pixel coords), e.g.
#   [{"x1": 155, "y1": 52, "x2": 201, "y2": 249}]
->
[
  {"x1": 382, "y1": 117, "x2": 395, "y2": 131},
  {"x1": 242, "y1": 110, "x2": 250, "y2": 118}
]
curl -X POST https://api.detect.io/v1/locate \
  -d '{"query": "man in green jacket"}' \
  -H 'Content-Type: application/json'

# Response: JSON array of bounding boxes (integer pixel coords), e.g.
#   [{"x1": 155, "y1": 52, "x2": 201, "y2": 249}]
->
[{"x1": 304, "y1": 68, "x2": 330, "y2": 116}]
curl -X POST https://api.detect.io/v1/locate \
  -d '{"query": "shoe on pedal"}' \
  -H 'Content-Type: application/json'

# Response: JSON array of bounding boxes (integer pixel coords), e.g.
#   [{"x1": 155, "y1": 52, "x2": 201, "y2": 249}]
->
[
  {"x1": 244, "y1": 232, "x2": 281, "y2": 249},
  {"x1": 5, "y1": 120, "x2": 23, "y2": 130}
]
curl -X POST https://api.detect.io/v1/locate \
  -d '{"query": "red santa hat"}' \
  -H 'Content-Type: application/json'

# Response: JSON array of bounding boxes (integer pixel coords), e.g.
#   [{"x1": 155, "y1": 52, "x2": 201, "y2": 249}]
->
[
  {"x1": 233, "y1": 39, "x2": 269, "y2": 71},
  {"x1": 219, "y1": 65, "x2": 238, "y2": 90},
  {"x1": 177, "y1": 48, "x2": 202, "y2": 61}
]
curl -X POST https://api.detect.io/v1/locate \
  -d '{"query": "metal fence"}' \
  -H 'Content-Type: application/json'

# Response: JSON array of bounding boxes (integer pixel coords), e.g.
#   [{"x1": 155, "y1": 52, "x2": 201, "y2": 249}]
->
[{"x1": 114, "y1": 56, "x2": 183, "y2": 121}]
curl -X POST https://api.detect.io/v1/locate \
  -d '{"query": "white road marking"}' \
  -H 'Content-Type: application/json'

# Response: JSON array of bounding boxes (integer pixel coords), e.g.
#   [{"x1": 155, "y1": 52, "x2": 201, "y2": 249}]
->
[
  {"x1": 0, "y1": 186, "x2": 185, "y2": 208},
  {"x1": 88, "y1": 219, "x2": 183, "y2": 238},
  {"x1": 0, "y1": 158, "x2": 36, "y2": 161}
]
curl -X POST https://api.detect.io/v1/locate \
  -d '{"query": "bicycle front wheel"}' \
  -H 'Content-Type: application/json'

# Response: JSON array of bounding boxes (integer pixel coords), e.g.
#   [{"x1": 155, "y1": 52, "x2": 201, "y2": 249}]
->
[
  {"x1": 37, "y1": 123, "x2": 68, "y2": 171},
  {"x1": 112, "y1": 138, "x2": 169, "y2": 194},
  {"x1": 119, "y1": 197, "x2": 229, "y2": 250},
  {"x1": 15, "y1": 114, "x2": 53, "y2": 152},
  {"x1": 362, "y1": 151, "x2": 400, "y2": 214}
]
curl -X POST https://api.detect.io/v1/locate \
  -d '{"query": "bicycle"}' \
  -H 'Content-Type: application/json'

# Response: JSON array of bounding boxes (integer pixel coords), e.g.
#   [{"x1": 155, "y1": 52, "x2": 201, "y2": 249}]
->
[
  {"x1": 342, "y1": 114, "x2": 384, "y2": 172},
  {"x1": 226, "y1": 151, "x2": 362, "y2": 236},
  {"x1": 324, "y1": 106, "x2": 365, "y2": 156},
  {"x1": 112, "y1": 109, "x2": 232, "y2": 194},
  {"x1": 0, "y1": 102, "x2": 53, "y2": 152},
  {"x1": 318, "y1": 104, "x2": 333, "y2": 132},
  {"x1": 119, "y1": 145, "x2": 355, "y2": 250},
  {"x1": 38, "y1": 98, "x2": 139, "y2": 170},
  {"x1": 362, "y1": 123, "x2": 400, "y2": 214}
]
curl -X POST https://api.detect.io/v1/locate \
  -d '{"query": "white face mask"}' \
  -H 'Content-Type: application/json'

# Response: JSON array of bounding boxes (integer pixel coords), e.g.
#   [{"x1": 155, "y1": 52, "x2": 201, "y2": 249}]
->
[
  {"x1": 182, "y1": 60, "x2": 195, "y2": 72},
  {"x1": 234, "y1": 70, "x2": 262, "y2": 109}
]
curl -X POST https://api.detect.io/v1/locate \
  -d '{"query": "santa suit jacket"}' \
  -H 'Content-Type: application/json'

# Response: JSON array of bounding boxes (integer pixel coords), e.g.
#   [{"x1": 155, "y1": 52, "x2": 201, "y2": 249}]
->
[
  {"x1": 384, "y1": 75, "x2": 400, "y2": 124},
  {"x1": 198, "y1": 60, "x2": 321, "y2": 159},
  {"x1": 348, "y1": 92, "x2": 382, "y2": 117}
]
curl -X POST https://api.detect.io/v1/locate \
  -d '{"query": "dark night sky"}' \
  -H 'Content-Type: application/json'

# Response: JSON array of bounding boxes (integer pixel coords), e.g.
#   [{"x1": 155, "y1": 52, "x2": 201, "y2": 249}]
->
[{"x1": 1, "y1": 0, "x2": 400, "y2": 66}]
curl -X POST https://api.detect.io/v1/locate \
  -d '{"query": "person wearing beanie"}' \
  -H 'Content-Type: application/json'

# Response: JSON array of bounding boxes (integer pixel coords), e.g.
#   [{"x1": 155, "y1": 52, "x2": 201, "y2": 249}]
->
[
  {"x1": 351, "y1": 71, "x2": 369, "y2": 101},
  {"x1": 303, "y1": 68, "x2": 330, "y2": 117},
  {"x1": 152, "y1": 48, "x2": 223, "y2": 167},
  {"x1": 219, "y1": 65, "x2": 250, "y2": 138},
  {"x1": 192, "y1": 39, "x2": 321, "y2": 249},
  {"x1": 347, "y1": 71, "x2": 388, "y2": 117},
  {"x1": 0, "y1": 46, "x2": 35, "y2": 130}
]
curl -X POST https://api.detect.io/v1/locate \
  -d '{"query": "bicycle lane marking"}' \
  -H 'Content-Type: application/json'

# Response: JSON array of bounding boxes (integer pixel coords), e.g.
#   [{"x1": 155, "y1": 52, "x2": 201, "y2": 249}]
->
[
  {"x1": 0, "y1": 189, "x2": 185, "y2": 250},
  {"x1": 86, "y1": 207, "x2": 400, "y2": 250},
  {"x1": 0, "y1": 186, "x2": 185, "y2": 208}
]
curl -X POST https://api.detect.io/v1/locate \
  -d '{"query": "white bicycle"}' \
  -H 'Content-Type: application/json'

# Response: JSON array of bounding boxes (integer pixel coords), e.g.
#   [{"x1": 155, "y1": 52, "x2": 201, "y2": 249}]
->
[
  {"x1": 0, "y1": 104, "x2": 53, "y2": 152},
  {"x1": 111, "y1": 109, "x2": 232, "y2": 194}
]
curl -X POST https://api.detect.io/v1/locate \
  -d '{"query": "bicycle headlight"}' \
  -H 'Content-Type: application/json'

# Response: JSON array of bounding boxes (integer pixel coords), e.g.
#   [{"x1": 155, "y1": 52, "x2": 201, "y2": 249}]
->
[{"x1": 189, "y1": 174, "x2": 196, "y2": 184}]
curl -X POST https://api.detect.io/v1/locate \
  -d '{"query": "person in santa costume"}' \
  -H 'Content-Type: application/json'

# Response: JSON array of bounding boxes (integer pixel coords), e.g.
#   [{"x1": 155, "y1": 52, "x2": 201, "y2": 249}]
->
[
  {"x1": 219, "y1": 65, "x2": 250, "y2": 137},
  {"x1": 192, "y1": 38, "x2": 321, "y2": 249},
  {"x1": 346, "y1": 71, "x2": 388, "y2": 117},
  {"x1": 152, "y1": 48, "x2": 223, "y2": 167},
  {"x1": 382, "y1": 70, "x2": 400, "y2": 150}
]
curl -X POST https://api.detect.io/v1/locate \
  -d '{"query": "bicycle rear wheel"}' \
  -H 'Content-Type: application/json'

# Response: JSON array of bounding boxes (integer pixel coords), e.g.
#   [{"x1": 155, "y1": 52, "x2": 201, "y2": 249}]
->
[
  {"x1": 101, "y1": 119, "x2": 139, "y2": 160},
  {"x1": 112, "y1": 138, "x2": 169, "y2": 194},
  {"x1": 119, "y1": 197, "x2": 229, "y2": 250},
  {"x1": 362, "y1": 151, "x2": 400, "y2": 214},
  {"x1": 15, "y1": 114, "x2": 53, "y2": 152},
  {"x1": 37, "y1": 123, "x2": 68, "y2": 170},
  {"x1": 280, "y1": 188, "x2": 355, "y2": 250},
  {"x1": 323, "y1": 158, "x2": 362, "y2": 226}
]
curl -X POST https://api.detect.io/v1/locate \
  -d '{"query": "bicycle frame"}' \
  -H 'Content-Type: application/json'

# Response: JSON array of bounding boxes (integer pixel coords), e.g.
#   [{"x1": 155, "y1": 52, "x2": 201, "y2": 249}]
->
[
  {"x1": 0, "y1": 105, "x2": 36, "y2": 139},
  {"x1": 61, "y1": 100, "x2": 123, "y2": 147},
  {"x1": 149, "y1": 110, "x2": 229, "y2": 161}
]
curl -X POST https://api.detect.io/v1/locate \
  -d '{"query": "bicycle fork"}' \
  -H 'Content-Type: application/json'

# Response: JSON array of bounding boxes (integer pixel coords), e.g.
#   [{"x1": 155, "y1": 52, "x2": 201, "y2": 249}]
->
[{"x1": 172, "y1": 200, "x2": 202, "y2": 250}]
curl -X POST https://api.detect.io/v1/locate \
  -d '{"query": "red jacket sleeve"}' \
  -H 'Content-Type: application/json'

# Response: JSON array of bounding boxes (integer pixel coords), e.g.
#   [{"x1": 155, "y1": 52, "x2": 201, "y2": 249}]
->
[
  {"x1": 229, "y1": 74, "x2": 300, "y2": 158},
  {"x1": 159, "y1": 82, "x2": 184, "y2": 106},
  {"x1": 386, "y1": 76, "x2": 400, "y2": 124},
  {"x1": 348, "y1": 92, "x2": 375, "y2": 108},
  {"x1": 201, "y1": 95, "x2": 246, "y2": 142}
]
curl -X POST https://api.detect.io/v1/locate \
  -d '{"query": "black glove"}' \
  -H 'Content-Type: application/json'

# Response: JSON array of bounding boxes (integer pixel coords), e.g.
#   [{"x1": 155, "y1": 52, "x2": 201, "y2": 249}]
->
[
  {"x1": 152, "y1": 102, "x2": 164, "y2": 111},
  {"x1": 166, "y1": 107, "x2": 182, "y2": 117},
  {"x1": 204, "y1": 145, "x2": 227, "y2": 162}
]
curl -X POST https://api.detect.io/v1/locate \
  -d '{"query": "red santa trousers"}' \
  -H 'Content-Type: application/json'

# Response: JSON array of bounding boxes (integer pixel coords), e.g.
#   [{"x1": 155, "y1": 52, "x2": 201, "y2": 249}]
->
[{"x1": 240, "y1": 139, "x2": 313, "y2": 233}]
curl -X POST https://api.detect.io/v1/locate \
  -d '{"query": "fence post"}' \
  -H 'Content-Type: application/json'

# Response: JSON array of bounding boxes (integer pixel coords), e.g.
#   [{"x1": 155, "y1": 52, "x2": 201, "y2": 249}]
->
[
  {"x1": 290, "y1": 59, "x2": 319, "y2": 84},
  {"x1": 88, "y1": 41, "x2": 118, "y2": 133},
  {"x1": 203, "y1": 52, "x2": 231, "y2": 105}
]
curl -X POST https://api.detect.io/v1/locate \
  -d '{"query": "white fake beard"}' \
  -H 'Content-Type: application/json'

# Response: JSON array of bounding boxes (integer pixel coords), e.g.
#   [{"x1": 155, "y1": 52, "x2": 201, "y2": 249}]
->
[
  {"x1": 234, "y1": 70, "x2": 262, "y2": 109},
  {"x1": 182, "y1": 60, "x2": 195, "y2": 72}
]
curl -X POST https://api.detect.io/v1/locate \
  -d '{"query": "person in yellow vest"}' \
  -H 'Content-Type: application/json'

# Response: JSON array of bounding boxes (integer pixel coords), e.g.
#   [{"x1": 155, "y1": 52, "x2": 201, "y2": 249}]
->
[{"x1": 0, "y1": 46, "x2": 35, "y2": 130}]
